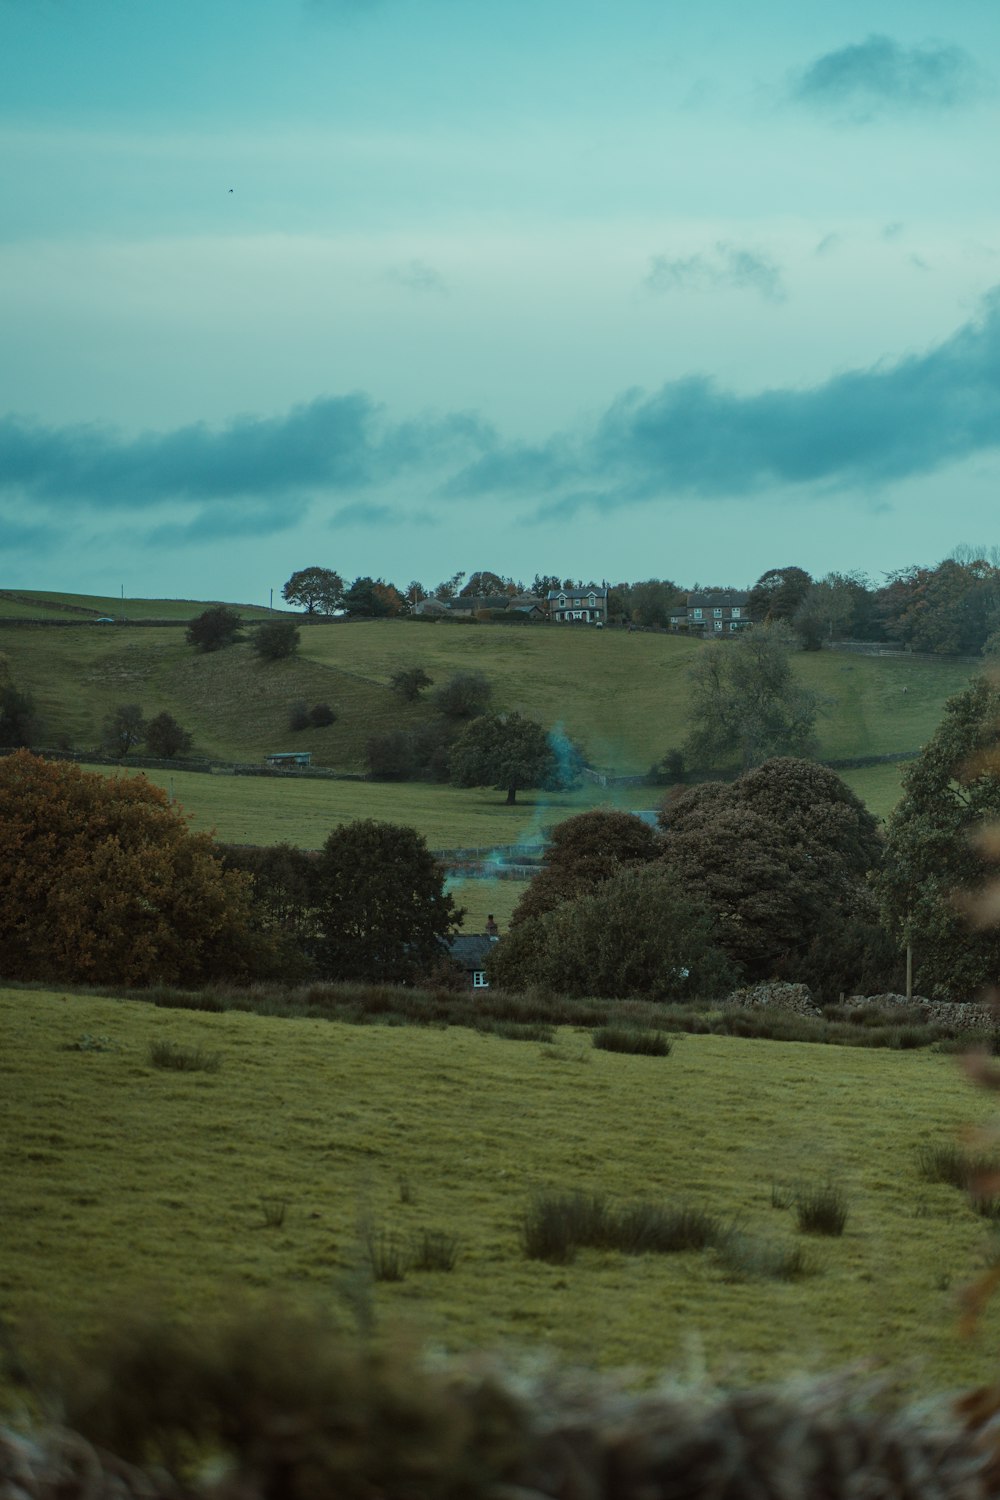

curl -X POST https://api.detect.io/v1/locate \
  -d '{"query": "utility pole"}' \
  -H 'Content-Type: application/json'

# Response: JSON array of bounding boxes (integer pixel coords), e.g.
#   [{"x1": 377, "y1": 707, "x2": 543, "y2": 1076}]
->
[{"x1": 906, "y1": 942, "x2": 913, "y2": 1001}]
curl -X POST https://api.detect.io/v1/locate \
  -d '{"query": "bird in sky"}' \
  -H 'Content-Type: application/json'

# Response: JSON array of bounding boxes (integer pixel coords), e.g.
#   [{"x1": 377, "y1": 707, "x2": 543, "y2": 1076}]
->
[{"x1": 228, "y1": 187, "x2": 234, "y2": 193}]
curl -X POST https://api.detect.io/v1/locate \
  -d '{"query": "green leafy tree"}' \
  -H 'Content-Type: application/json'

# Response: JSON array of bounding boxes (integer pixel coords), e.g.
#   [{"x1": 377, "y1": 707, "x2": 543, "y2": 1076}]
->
[
  {"x1": 877, "y1": 678, "x2": 1000, "y2": 997},
  {"x1": 490, "y1": 865, "x2": 736, "y2": 1000},
  {"x1": 450, "y1": 711, "x2": 565, "y2": 805},
  {"x1": 620, "y1": 578, "x2": 684, "y2": 628},
  {"x1": 281, "y1": 567, "x2": 344, "y2": 615},
  {"x1": 0, "y1": 752, "x2": 265, "y2": 984},
  {"x1": 747, "y1": 566, "x2": 813, "y2": 624},
  {"x1": 433, "y1": 671, "x2": 492, "y2": 720},
  {"x1": 186, "y1": 605, "x2": 243, "y2": 653},
  {"x1": 309, "y1": 702, "x2": 337, "y2": 727},
  {"x1": 660, "y1": 758, "x2": 890, "y2": 997},
  {"x1": 313, "y1": 819, "x2": 461, "y2": 983},
  {"x1": 103, "y1": 703, "x2": 147, "y2": 756},
  {"x1": 342, "y1": 576, "x2": 402, "y2": 617},
  {"x1": 145, "y1": 711, "x2": 193, "y2": 759},
  {"x1": 512, "y1": 809, "x2": 662, "y2": 926},
  {"x1": 253, "y1": 618, "x2": 300, "y2": 661},
  {"x1": 391, "y1": 666, "x2": 434, "y2": 702},
  {"x1": 684, "y1": 623, "x2": 818, "y2": 772}
]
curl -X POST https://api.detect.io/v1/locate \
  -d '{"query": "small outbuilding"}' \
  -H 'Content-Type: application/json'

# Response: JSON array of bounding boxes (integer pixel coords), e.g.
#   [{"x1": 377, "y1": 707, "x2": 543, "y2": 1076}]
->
[{"x1": 264, "y1": 751, "x2": 312, "y2": 769}]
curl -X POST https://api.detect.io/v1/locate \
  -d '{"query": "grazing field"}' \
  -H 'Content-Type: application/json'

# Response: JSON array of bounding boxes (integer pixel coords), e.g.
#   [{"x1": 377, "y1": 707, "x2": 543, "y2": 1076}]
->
[
  {"x1": 0, "y1": 607, "x2": 978, "y2": 781},
  {"x1": 0, "y1": 589, "x2": 278, "y2": 621},
  {"x1": 3, "y1": 987, "x2": 1000, "y2": 1393}
]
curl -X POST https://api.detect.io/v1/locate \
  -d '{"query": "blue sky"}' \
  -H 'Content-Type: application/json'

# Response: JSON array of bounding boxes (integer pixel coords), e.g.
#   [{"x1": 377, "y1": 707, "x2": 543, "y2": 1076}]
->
[{"x1": 3, "y1": 0, "x2": 1000, "y2": 602}]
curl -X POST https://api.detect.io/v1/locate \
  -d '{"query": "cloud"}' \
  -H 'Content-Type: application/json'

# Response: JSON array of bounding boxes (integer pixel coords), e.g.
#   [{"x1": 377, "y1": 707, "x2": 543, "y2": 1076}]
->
[
  {"x1": 792, "y1": 35, "x2": 982, "y2": 119},
  {"x1": 0, "y1": 396, "x2": 492, "y2": 510},
  {"x1": 446, "y1": 289, "x2": 1000, "y2": 510},
  {"x1": 385, "y1": 260, "x2": 450, "y2": 296},
  {"x1": 145, "y1": 502, "x2": 309, "y2": 548},
  {"x1": 814, "y1": 233, "x2": 841, "y2": 257},
  {"x1": 330, "y1": 500, "x2": 436, "y2": 527},
  {"x1": 645, "y1": 243, "x2": 785, "y2": 303}
]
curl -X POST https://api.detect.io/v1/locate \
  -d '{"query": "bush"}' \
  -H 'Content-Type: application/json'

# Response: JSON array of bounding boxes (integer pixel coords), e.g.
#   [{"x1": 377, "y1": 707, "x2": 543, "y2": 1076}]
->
[
  {"x1": 254, "y1": 619, "x2": 300, "y2": 661},
  {"x1": 186, "y1": 606, "x2": 243, "y2": 653},
  {"x1": 593, "y1": 1028, "x2": 671, "y2": 1056},
  {"x1": 309, "y1": 702, "x2": 337, "y2": 728},
  {"x1": 288, "y1": 700, "x2": 311, "y2": 732},
  {"x1": 102, "y1": 702, "x2": 146, "y2": 756},
  {"x1": 390, "y1": 667, "x2": 433, "y2": 702},
  {"x1": 434, "y1": 670, "x2": 492, "y2": 720},
  {"x1": 521, "y1": 1190, "x2": 608, "y2": 1263},
  {"x1": 145, "y1": 711, "x2": 193, "y2": 759}
]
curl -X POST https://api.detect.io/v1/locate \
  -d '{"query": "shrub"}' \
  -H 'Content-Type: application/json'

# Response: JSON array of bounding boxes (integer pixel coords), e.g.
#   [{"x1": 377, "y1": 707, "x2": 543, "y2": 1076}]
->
[
  {"x1": 521, "y1": 1190, "x2": 608, "y2": 1263},
  {"x1": 186, "y1": 606, "x2": 243, "y2": 653},
  {"x1": 288, "y1": 700, "x2": 311, "y2": 732},
  {"x1": 253, "y1": 619, "x2": 300, "y2": 661},
  {"x1": 148, "y1": 1040, "x2": 222, "y2": 1073},
  {"x1": 309, "y1": 702, "x2": 337, "y2": 728},
  {"x1": 102, "y1": 702, "x2": 146, "y2": 756},
  {"x1": 390, "y1": 667, "x2": 433, "y2": 702},
  {"x1": 145, "y1": 711, "x2": 193, "y2": 759},
  {"x1": 593, "y1": 1028, "x2": 671, "y2": 1056},
  {"x1": 795, "y1": 1183, "x2": 849, "y2": 1237},
  {"x1": 434, "y1": 670, "x2": 492, "y2": 720}
]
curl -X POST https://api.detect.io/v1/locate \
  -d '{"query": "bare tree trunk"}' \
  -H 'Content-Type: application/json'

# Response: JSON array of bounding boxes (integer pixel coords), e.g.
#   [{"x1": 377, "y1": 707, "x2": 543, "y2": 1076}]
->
[{"x1": 506, "y1": 786, "x2": 517, "y2": 804}]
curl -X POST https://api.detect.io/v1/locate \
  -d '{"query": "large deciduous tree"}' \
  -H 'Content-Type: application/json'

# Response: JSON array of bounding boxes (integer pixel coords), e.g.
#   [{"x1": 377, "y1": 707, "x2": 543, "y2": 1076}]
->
[
  {"x1": 145, "y1": 711, "x2": 193, "y2": 759},
  {"x1": 876, "y1": 678, "x2": 1000, "y2": 998},
  {"x1": 449, "y1": 712, "x2": 578, "y2": 804},
  {"x1": 281, "y1": 567, "x2": 344, "y2": 615},
  {"x1": 312, "y1": 819, "x2": 461, "y2": 983},
  {"x1": 511, "y1": 809, "x2": 662, "y2": 926},
  {"x1": 747, "y1": 566, "x2": 813, "y2": 624},
  {"x1": 433, "y1": 671, "x2": 493, "y2": 720},
  {"x1": 102, "y1": 703, "x2": 147, "y2": 756},
  {"x1": 659, "y1": 758, "x2": 892, "y2": 998},
  {"x1": 684, "y1": 623, "x2": 818, "y2": 772},
  {"x1": 489, "y1": 865, "x2": 735, "y2": 1000},
  {"x1": 0, "y1": 752, "x2": 263, "y2": 985}
]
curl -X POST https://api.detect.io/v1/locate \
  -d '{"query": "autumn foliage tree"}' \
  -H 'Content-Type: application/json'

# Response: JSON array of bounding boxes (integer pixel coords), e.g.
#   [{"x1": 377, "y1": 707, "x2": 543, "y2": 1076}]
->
[{"x1": 0, "y1": 752, "x2": 265, "y2": 985}]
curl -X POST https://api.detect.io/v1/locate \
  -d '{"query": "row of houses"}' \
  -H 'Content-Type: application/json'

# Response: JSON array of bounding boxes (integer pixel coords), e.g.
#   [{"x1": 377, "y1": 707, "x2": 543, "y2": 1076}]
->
[{"x1": 413, "y1": 587, "x2": 752, "y2": 632}]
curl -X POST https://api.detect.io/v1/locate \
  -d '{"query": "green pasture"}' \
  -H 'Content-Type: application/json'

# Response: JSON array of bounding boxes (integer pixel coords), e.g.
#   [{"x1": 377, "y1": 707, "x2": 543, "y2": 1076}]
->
[
  {"x1": 0, "y1": 608, "x2": 977, "y2": 784},
  {"x1": 86, "y1": 763, "x2": 657, "y2": 853},
  {"x1": 0, "y1": 589, "x2": 278, "y2": 621},
  {"x1": 4, "y1": 987, "x2": 1000, "y2": 1393}
]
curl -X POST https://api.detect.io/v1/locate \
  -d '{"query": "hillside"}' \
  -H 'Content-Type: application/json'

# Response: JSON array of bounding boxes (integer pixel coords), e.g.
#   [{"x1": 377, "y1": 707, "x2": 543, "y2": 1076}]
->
[
  {"x1": 0, "y1": 604, "x2": 977, "y2": 778},
  {"x1": 4, "y1": 987, "x2": 1000, "y2": 1393}
]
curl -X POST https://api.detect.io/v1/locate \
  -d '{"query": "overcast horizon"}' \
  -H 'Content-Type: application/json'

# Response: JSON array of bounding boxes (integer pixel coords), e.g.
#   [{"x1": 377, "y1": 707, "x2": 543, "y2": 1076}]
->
[{"x1": 4, "y1": 0, "x2": 1000, "y2": 604}]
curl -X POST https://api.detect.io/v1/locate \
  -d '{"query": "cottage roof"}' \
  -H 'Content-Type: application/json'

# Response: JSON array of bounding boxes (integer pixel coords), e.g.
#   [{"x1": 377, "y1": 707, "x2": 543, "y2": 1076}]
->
[
  {"x1": 546, "y1": 587, "x2": 608, "y2": 601},
  {"x1": 448, "y1": 934, "x2": 496, "y2": 968},
  {"x1": 448, "y1": 595, "x2": 510, "y2": 611},
  {"x1": 687, "y1": 591, "x2": 750, "y2": 608}
]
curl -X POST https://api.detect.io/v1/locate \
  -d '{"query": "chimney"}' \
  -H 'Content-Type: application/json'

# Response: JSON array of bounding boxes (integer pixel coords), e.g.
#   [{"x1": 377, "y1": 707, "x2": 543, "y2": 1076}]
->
[{"x1": 485, "y1": 913, "x2": 499, "y2": 940}]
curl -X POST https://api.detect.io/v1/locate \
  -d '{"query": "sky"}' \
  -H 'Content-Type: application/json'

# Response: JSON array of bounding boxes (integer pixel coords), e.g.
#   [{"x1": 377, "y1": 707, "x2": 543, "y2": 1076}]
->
[{"x1": 3, "y1": 0, "x2": 1000, "y2": 604}]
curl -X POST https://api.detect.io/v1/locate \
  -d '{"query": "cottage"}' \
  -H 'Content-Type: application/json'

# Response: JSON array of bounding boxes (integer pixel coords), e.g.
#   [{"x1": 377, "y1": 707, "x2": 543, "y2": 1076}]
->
[
  {"x1": 546, "y1": 586, "x2": 608, "y2": 624},
  {"x1": 448, "y1": 916, "x2": 500, "y2": 989},
  {"x1": 684, "y1": 591, "x2": 751, "y2": 634}
]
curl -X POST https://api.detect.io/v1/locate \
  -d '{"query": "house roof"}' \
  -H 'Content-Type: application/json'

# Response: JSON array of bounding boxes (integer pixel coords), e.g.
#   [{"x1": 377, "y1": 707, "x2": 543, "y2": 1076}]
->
[
  {"x1": 687, "y1": 591, "x2": 750, "y2": 608},
  {"x1": 448, "y1": 595, "x2": 510, "y2": 611},
  {"x1": 546, "y1": 587, "x2": 608, "y2": 601},
  {"x1": 448, "y1": 934, "x2": 496, "y2": 967}
]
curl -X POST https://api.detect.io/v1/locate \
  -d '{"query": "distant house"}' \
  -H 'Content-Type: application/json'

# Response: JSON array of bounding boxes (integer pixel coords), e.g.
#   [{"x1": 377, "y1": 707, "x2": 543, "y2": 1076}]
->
[
  {"x1": 413, "y1": 594, "x2": 545, "y2": 620},
  {"x1": 547, "y1": 587, "x2": 608, "y2": 624},
  {"x1": 683, "y1": 591, "x2": 751, "y2": 635},
  {"x1": 264, "y1": 751, "x2": 312, "y2": 769},
  {"x1": 448, "y1": 916, "x2": 500, "y2": 989}
]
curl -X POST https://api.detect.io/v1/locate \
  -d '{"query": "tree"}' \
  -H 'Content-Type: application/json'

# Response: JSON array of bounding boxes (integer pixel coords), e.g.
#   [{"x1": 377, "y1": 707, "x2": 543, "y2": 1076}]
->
[
  {"x1": 281, "y1": 567, "x2": 344, "y2": 615},
  {"x1": 0, "y1": 683, "x2": 35, "y2": 747},
  {"x1": 512, "y1": 809, "x2": 662, "y2": 926},
  {"x1": 450, "y1": 711, "x2": 568, "y2": 804},
  {"x1": 217, "y1": 841, "x2": 318, "y2": 980},
  {"x1": 145, "y1": 711, "x2": 193, "y2": 759},
  {"x1": 342, "y1": 576, "x2": 401, "y2": 618},
  {"x1": 186, "y1": 606, "x2": 243, "y2": 653},
  {"x1": 0, "y1": 752, "x2": 265, "y2": 984},
  {"x1": 877, "y1": 678, "x2": 1000, "y2": 998},
  {"x1": 747, "y1": 566, "x2": 813, "y2": 624},
  {"x1": 620, "y1": 579, "x2": 684, "y2": 629},
  {"x1": 684, "y1": 623, "x2": 818, "y2": 772},
  {"x1": 312, "y1": 819, "x2": 461, "y2": 983},
  {"x1": 103, "y1": 703, "x2": 147, "y2": 756},
  {"x1": 253, "y1": 618, "x2": 300, "y2": 661},
  {"x1": 659, "y1": 758, "x2": 890, "y2": 997},
  {"x1": 489, "y1": 865, "x2": 736, "y2": 1000},
  {"x1": 460, "y1": 570, "x2": 518, "y2": 597},
  {"x1": 433, "y1": 671, "x2": 492, "y2": 720},
  {"x1": 793, "y1": 572, "x2": 879, "y2": 650},
  {"x1": 309, "y1": 703, "x2": 337, "y2": 728},
  {"x1": 390, "y1": 667, "x2": 434, "y2": 702},
  {"x1": 877, "y1": 559, "x2": 1000, "y2": 656}
]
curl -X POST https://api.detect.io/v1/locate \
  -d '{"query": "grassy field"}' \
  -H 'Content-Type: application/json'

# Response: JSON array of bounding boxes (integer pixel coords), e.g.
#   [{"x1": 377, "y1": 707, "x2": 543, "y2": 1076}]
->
[
  {"x1": 4, "y1": 987, "x2": 1000, "y2": 1394},
  {"x1": 0, "y1": 589, "x2": 278, "y2": 621},
  {"x1": 0, "y1": 611, "x2": 977, "y2": 781}
]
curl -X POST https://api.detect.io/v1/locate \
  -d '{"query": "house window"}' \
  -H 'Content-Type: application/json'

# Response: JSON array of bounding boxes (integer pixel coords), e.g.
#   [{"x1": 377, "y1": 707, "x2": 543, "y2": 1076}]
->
[
  {"x1": 713, "y1": 607, "x2": 722, "y2": 617},
  {"x1": 714, "y1": 620, "x2": 723, "y2": 631},
  {"x1": 732, "y1": 606, "x2": 741, "y2": 618},
  {"x1": 472, "y1": 971, "x2": 488, "y2": 988},
  {"x1": 692, "y1": 608, "x2": 703, "y2": 620}
]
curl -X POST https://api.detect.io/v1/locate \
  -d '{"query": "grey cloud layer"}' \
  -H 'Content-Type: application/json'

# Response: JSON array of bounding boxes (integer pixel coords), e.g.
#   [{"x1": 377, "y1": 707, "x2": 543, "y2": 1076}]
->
[
  {"x1": 5, "y1": 295, "x2": 1000, "y2": 534},
  {"x1": 792, "y1": 34, "x2": 981, "y2": 117},
  {"x1": 646, "y1": 243, "x2": 785, "y2": 303}
]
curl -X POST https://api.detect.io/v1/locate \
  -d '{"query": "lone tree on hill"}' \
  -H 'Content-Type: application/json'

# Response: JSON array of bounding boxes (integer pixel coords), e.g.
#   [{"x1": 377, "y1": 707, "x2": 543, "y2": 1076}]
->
[
  {"x1": 282, "y1": 567, "x2": 344, "y2": 615},
  {"x1": 253, "y1": 618, "x2": 300, "y2": 661},
  {"x1": 877, "y1": 677, "x2": 1000, "y2": 998},
  {"x1": 186, "y1": 605, "x2": 243, "y2": 653},
  {"x1": 103, "y1": 703, "x2": 146, "y2": 756},
  {"x1": 145, "y1": 711, "x2": 193, "y2": 759},
  {"x1": 684, "y1": 623, "x2": 818, "y2": 772},
  {"x1": 0, "y1": 751, "x2": 265, "y2": 985},
  {"x1": 313, "y1": 819, "x2": 461, "y2": 983},
  {"x1": 390, "y1": 666, "x2": 434, "y2": 702},
  {"x1": 449, "y1": 712, "x2": 580, "y2": 805}
]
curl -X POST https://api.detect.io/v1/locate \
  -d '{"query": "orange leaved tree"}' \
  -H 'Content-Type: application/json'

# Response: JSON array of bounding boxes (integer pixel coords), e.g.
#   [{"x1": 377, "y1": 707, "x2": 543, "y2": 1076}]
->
[{"x1": 0, "y1": 751, "x2": 264, "y2": 985}]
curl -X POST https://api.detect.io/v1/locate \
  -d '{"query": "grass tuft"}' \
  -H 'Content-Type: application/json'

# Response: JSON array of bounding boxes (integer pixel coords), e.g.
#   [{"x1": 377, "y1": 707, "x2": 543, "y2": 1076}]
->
[
  {"x1": 795, "y1": 1183, "x2": 849, "y2": 1237},
  {"x1": 593, "y1": 1028, "x2": 671, "y2": 1057},
  {"x1": 521, "y1": 1190, "x2": 723, "y2": 1262},
  {"x1": 260, "y1": 1196, "x2": 289, "y2": 1229},
  {"x1": 148, "y1": 1039, "x2": 222, "y2": 1073},
  {"x1": 717, "y1": 1231, "x2": 816, "y2": 1283},
  {"x1": 410, "y1": 1229, "x2": 460, "y2": 1272},
  {"x1": 364, "y1": 1229, "x2": 409, "y2": 1282}
]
